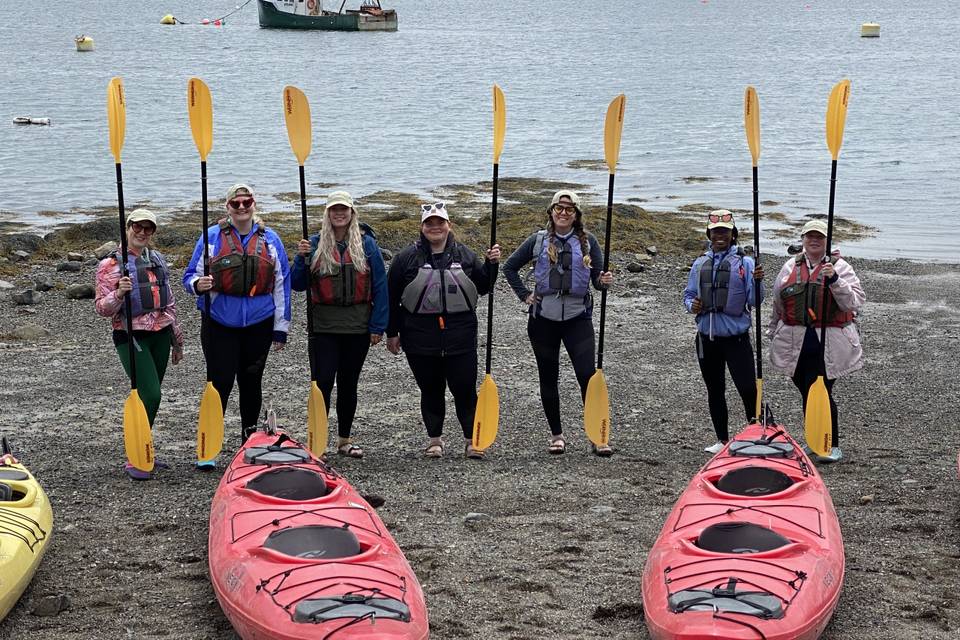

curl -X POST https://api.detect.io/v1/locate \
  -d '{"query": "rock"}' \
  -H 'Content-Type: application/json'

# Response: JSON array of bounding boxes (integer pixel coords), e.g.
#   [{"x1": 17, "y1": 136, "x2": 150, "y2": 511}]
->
[
  {"x1": 10, "y1": 324, "x2": 49, "y2": 340},
  {"x1": 66, "y1": 283, "x2": 95, "y2": 299},
  {"x1": 56, "y1": 262, "x2": 82, "y2": 273},
  {"x1": 633, "y1": 253, "x2": 653, "y2": 263},
  {"x1": 11, "y1": 250, "x2": 30, "y2": 262},
  {"x1": 902, "y1": 479, "x2": 918, "y2": 485},
  {"x1": 94, "y1": 241, "x2": 118, "y2": 260},
  {"x1": 362, "y1": 494, "x2": 386, "y2": 508},
  {"x1": 12, "y1": 290, "x2": 41, "y2": 305},
  {"x1": 381, "y1": 248, "x2": 393, "y2": 261},
  {"x1": 590, "y1": 505, "x2": 615, "y2": 515},
  {"x1": 859, "y1": 495, "x2": 875, "y2": 505},
  {"x1": 742, "y1": 245, "x2": 755, "y2": 256},
  {"x1": 620, "y1": 291, "x2": 634, "y2": 298},
  {"x1": 625, "y1": 262, "x2": 645, "y2": 273},
  {"x1": 44, "y1": 217, "x2": 116, "y2": 245},
  {"x1": 0, "y1": 280, "x2": 14, "y2": 290},
  {"x1": 18, "y1": 307, "x2": 37, "y2": 315},
  {"x1": 646, "y1": 245, "x2": 658, "y2": 256},
  {"x1": 787, "y1": 244, "x2": 803, "y2": 255},
  {"x1": 84, "y1": 258, "x2": 99, "y2": 266},
  {"x1": 67, "y1": 252, "x2": 84, "y2": 262},
  {"x1": 0, "y1": 232, "x2": 44, "y2": 256},
  {"x1": 464, "y1": 512, "x2": 491, "y2": 524},
  {"x1": 31, "y1": 594, "x2": 70, "y2": 617},
  {"x1": 34, "y1": 276, "x2": 54, "y2": 292}
]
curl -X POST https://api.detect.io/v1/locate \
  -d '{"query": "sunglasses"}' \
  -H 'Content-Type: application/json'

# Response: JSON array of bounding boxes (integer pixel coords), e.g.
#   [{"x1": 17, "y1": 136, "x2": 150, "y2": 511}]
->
[
  {"x1": 708, "y1": 212, "x2": 733, "y2": 223},
  {"x1": 130, "y1": 222, "x2": 156, "y2": 235},
  {"x1": 229, "y1": 197, "x2": 255, "y2": 209},
  {"x1": 421, "y1": 202, "x2": 445, "y2": 213},
  {"x1": 553, "y1": 204, "x2": 577, "y2": 214}
]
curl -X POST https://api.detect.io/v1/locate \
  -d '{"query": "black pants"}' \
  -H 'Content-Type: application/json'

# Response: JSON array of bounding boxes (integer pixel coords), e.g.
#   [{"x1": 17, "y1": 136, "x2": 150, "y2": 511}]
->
[
  {"x1": 696, "y1": 332, "x2": 757, "y2": 442},
  {"x1": 792, "y1": 327, "x2": 840, "y2": 447},
  {"x1": 201, "y1": 316, "x2": 274, "y2": 439},
  {"x1": 528, "y1": 315, "x2": 596, "y2": 436},
  {"x1": 310, "y1": 332, "x2": 371, "y2": 439},
  {"x1": 405, "y1": 351, "x2": 478, "y2": 439}
]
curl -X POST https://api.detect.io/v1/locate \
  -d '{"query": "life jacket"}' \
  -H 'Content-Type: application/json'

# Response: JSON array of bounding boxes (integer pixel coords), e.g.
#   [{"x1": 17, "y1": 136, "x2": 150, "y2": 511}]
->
[
  {"x1": 533, "y1": 231, "x2": 591, "y2": 297},
  {"x1": 698, "y1": 247, "x2": 748, "y2": 317},
  {"x1": 113, "y1": 249, "x2": 171, "y2": 317},
  {"x1": 210, "y1": 220, "x2": 276, "y2": 297},
  {"x1": 309, "y1": 245, "x2": 371, "y2": 307},
  {"x1": 780, "y1": 255, "x2": 855, "y2": 327},
  {"x1": 401, "y1": 243, "x2": 478, "y2": 314}
]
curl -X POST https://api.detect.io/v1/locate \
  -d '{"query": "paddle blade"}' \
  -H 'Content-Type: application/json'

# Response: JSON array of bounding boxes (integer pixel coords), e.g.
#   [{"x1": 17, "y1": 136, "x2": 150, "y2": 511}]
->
[
  {"x1": 603, "y1": 94, "x2": 626, "y2": 175},
  {"x1": 744, "y1": 85, "x2": 761, "y2": 166},
  {"x1": 826, "y1": 79, "x2": 851, "y2": 161},
  {"x1": 187, "y1": 77, "x2": 213, "y2": 161},
  {"x1": 283, "y1": 85, "x2": 312, "y2": 166},
  {"x1": 307, "y1": 381, "x2": 328, "y2": 456},
  {"x1": 107, "y1": 77, "x2": 126, "y2": 163},
  {"x1": 123, "y1": 389, "x2": 154, "y2": 472},
  {"x1": 472, "y1": 374, "x2": 500, "y2": 450},
  {"x1": 492, "y1": 84, "x2": 506, "y2": 164},
  {"x1": 196, "y1": 382, "x2": 224, "y2": 462},
  {"x1": 755, "y1": 378, "x2": 763, "y2": 423},
  {"x1": 804, "y1": 376, "x2": 833, "y2": 457},
  {"x1": 584, "y1": 369, "x2": 611, "y2": 446}
]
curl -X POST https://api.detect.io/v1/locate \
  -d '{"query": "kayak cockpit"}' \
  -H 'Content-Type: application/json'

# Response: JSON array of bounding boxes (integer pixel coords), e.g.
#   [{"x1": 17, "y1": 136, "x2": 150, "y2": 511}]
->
[
  {"x1": 246, "y1": 467, "x2": 330, "y2": 500},
  {"x1": 714, "y1": 466, "x2": 795, "y2": 497},
  {"x1": 696, "y1": 522, "x2": 792, "y2": 554},
  {"x1": 264, "y1": 524, "x2": 361, "y2": 559}
]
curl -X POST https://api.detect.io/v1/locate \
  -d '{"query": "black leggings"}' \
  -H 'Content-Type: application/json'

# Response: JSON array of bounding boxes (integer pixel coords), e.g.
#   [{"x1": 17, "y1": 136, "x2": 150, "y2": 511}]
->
[
  {"x1": 792, "y1": 328, "x2": 840, "y2": 447},
  {"x1": 405, "y1": 351, "x2": 477, "y2": 439},
  {"x1": 310, "y1": 332, "x2": 371, "y2": 439},
  {"x1": 201, "y1": 316, "x2": 274, "y2": 438},
  {"x1": 696, "y1": 332, "x2": 757, "y2": 442},
  {"x1": 527, "y1": 315, "x2": 596, "y2": 437}
]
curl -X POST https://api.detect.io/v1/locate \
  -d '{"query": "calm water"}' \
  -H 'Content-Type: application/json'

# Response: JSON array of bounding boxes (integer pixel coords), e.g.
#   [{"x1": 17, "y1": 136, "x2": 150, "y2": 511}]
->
[{"x1": 1, "y1": 1, "x2": 957, "y2": 261}]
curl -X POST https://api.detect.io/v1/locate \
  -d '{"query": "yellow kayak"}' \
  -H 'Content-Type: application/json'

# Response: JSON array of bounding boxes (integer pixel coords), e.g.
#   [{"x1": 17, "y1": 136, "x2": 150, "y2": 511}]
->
[{"x1": 0, "y1": 443, "x2": 53, "y2": 622}]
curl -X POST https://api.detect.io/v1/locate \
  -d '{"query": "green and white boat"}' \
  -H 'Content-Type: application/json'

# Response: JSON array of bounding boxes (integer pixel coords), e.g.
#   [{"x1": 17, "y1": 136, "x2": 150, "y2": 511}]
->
[{"x1": 257, "y1": 0, "x2": 398, "y2": 31}]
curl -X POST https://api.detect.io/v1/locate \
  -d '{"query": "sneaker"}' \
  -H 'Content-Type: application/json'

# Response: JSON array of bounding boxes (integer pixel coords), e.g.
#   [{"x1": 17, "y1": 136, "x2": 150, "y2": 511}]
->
[
  {"x1": 817, "y1": 447, "x2": 843, "y2": 464},
  {"x1": 123, "y1": 462, "x2": 151, "y2": 481},
  {"x1": 704, "y1": 441, "x2": 726, "y2": 454},
  {"x1": 196, "y1": 460, "x2": 217, "y2": 470},
  {"x1": 154, "y1": 458, "x2": 171, "y2": 470}
]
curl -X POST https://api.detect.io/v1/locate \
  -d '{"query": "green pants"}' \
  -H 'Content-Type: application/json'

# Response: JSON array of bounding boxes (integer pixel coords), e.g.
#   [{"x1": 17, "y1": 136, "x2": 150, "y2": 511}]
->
[{"x1": 115, "y1": 329, "x2": 171, "y2": 427}]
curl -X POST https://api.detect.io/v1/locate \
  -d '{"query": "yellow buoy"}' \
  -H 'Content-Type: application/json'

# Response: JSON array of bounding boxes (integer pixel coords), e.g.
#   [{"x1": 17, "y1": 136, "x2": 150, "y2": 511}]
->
[
  {"x1": 861, "y1": 22, "x2": 880, "y2": 37},
  {"x1": 160, "y1": 14, "x2": 176, "y2": 25},
  {"x1": 75, "y1": 35, "x2": 94, "y2": 52}
]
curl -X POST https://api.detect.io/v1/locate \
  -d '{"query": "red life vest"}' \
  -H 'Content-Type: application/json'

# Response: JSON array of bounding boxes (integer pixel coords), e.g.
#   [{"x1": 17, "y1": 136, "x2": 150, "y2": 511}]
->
[
  {"x1": 780, "y1": 256, "x2": 855, "y2": 327},
  {"x1": 210, "y1": 220, "x2": 276, "y2": 297},
  {"x1": 309, "y1": 246, "x2": 371, "y2": 307}
]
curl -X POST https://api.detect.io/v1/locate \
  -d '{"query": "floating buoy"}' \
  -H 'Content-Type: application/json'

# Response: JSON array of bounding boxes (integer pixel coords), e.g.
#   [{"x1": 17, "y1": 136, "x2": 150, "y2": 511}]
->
[
  {"x1": 213, "y1": 19, "x2": 222, "y2": 27},
  {"x1": 75, "y1": 35, "x2": 94, "y2": 52},
  {"x1": 160, "y1": 14, "x2": 176, "y2": 25},
  {"x1": 861, "y1": 22, "x2": 880, "y2": 37},
  {"x1": 202, "y1": 18, "x2": 210, "y2": 25},
  {"x1": 13, "y1": 117, "x2": 51, "y2": 126}
]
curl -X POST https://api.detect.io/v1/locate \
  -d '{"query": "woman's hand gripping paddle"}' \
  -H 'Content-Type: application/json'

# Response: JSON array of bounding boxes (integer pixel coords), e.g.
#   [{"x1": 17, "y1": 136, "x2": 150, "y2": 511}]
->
[
  {"x1": 108, "y1": 78, "x2": 154, "y2": 473},
  {"x1": 472, "y1": 84, "x2": 506, "y2": 452},
  {"x1": 805, "y1": 79, "x2": 851, "y2": 457},
  {"x1": 283, "y1": 86, "x2": 328, "y2": 457},
  {"x1": 744, "y1": 86, "x2": 764, "y2": 421},
  {"x1": 187, "y1": 78, "x2": 224, "y2": 464},
  {"x1": 584, "y1": 94, "x2": 625, "y2": 447}
]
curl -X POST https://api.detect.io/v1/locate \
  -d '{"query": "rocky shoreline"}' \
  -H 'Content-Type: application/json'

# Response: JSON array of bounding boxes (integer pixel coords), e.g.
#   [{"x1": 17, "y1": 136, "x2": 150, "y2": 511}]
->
[{"x1": 1, "y1": 195, "x2": 958, "y2": 639}]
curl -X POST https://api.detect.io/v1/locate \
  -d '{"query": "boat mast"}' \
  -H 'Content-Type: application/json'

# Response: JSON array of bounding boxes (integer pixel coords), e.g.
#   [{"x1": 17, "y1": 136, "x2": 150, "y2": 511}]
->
[{"x1": 338, "y1": 0, "x2": 346, "y2": 14}]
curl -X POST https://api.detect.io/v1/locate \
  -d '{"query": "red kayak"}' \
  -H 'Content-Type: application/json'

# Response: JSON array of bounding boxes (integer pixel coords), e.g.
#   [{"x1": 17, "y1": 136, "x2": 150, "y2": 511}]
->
[
  {"x1": 642, "y1": 422, "x2": 844, "y2": 640},
  {"x1": 208, "y1": 429, "x2": 429, "y2": 640}
]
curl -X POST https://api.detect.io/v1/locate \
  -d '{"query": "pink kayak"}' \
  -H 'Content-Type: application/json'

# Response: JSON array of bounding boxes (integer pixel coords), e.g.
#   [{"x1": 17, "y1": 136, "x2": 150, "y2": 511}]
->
[
  {"x1": 642, "y1": 421, "x2": 844, "y2": 640},
  {"x1": 208, "y1": 429, "x2": 429, "y2": 639}
]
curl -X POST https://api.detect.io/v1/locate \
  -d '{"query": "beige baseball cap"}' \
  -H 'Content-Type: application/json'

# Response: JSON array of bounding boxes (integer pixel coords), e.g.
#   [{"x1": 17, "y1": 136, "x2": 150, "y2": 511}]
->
[
  {"x1": 127, "y1": 209, "x2": 157, "y2": 227},
  {"x1": 706, "y1": 209, "x2": 736, "y2": 230},
  {"x1": 226, "y1": 183, "x2": 254, "y2": 201},
  {"x1": 420, "y1": 202, "x2": 449, "y2": 222},
  {"x1": 550, "y1": 190, "x2": 581, "y2": 208},
  {"x1": 325, "y1": 191, "x2": 355, "y2": 211},
  {"x1": 801, "y1": 219, "x2": 828, "y2": 236}
]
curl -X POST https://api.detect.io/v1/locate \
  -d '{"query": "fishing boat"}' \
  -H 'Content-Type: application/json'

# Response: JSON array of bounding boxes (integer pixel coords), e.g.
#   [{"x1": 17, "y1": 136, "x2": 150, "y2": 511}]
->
[{"x1": 257, "y1": 0, "x2": 398, "y2": 31}]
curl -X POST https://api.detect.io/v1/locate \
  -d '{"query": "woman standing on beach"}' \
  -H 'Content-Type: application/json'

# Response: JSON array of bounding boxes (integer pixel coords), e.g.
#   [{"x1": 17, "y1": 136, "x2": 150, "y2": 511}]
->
[
  {"x1": 682, "y1": 210, "x2": 764, "y2": 454},
  {"x1": 385, "y1": 202, "x2": 500, "y2": 459},
  {"x1": 183, "y1": 184, "x2": 292, "y2": 443},
  {"x1": 291, "y1": 191, "x2": 388, "y2": 459},
  {"x1": 501, "y1": 190, "x2": 614, "y2": 456},
  {"x1": 95, "y1": 209, "x2": 183, "y2": 480},
  {"x1": 769, "y1": 219, "x2": 865, "y2": 463}
]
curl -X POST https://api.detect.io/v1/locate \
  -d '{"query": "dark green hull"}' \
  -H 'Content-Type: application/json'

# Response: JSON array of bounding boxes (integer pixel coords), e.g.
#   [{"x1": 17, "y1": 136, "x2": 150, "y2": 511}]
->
[{"x1": 257, "y1": 1, "x2": 397, "y2": 31}]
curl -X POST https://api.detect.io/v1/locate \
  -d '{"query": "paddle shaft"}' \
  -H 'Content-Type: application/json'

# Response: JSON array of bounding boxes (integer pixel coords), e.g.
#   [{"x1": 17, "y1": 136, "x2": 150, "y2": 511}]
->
[
  {"x1": 752, "y1": 165, "x2": 762, "y2": 381},
  {"x1": 596, "y1": 173, "x2": 615, "y2": 369},
  {"x1": 484, "y1": 163, "x2": 498, "y2": 374},
  {"x1": 199, "y1": 160, "x2": 215, "y2": 377},
  {"x1": 115, "y1": 162, "x2": 138, "y2": 390},
  {"x1": 817, "y1": 160, "x2": 838, "y2": 365},
  {"x1": 297, "y1": 165, "x2": 318, "y2": 381}
]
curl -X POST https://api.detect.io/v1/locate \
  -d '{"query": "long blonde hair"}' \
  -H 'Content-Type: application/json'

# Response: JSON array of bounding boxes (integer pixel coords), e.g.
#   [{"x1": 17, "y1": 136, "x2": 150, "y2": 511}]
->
[{"x1": 311, "y1": 207, "x2": 369, "y2": 274}]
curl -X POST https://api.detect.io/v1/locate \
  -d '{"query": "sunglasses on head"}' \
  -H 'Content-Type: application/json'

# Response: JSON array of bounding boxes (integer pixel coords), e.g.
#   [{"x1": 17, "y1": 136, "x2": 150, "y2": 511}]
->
[
  {"x1": 421, "y1": 202, "x2": 445, "y2": 213},
  {"x1": 130, "y1": 222, "x2": 156, "y2": 235},
  {"x1": 708, "y1": 212, "x2": 733, "y2": 223},
  {"x1": 229, "y1": 197, "x2": 255, "y2": 209}
]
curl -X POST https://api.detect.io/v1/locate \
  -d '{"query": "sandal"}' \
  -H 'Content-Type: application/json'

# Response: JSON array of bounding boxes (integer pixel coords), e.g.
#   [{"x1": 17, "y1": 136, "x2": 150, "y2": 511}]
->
[
  {"x1": 424, "y1": 442, "x2": 444, "y2": 458},
  {"x1": 337, "y1": 442, "x2": 364, "y2": 459},
  {"x1": 548, "y1": 437, "x2": 566, "y2": 455},
  {"x1": 465, "y1": 443, "x2": 485, "y2": 460},
  {"x1": 592, "y1": 443, "x2": 614, "y2": 457}
]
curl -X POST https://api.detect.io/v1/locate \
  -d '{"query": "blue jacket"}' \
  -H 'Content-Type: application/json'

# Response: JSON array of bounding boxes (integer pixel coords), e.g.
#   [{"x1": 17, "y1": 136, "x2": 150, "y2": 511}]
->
[
  {"x1": 290, "y1": 231, "x2": 389, "y2": 335},
  {"x1": 683, "y1": 245, "x2": 763, "y2": 338},
  {"x1": 182, "y1": 222, "x2": 292, "y2": 342}
]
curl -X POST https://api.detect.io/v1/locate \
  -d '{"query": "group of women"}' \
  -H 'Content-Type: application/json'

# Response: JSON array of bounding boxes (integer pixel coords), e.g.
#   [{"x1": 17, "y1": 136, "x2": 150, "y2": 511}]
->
[{"x1": 95, "y1": 186, "x2": 863, "y2": 480}]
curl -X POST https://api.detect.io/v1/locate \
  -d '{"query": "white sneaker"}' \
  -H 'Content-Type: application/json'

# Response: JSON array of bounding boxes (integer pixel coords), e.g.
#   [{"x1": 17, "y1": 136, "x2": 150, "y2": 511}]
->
[{"x1": 704, "y1": 441, "x2": 725, "y2": 454}]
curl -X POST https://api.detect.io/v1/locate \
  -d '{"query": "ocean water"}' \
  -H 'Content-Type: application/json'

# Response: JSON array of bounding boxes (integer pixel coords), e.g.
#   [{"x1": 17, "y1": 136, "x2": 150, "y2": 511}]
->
[{"x1": 1, "y1": 1, "x2": 957, "y2": 261}]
